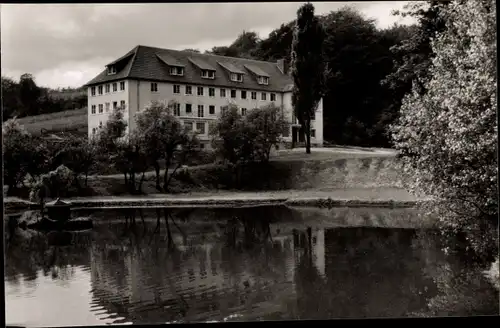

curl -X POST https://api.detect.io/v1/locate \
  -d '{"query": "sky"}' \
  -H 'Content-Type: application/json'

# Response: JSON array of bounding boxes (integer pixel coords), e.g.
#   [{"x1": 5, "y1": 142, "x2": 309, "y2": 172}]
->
[{"x1": 1, "y1": 2, "x2": 415, "y2": 89}]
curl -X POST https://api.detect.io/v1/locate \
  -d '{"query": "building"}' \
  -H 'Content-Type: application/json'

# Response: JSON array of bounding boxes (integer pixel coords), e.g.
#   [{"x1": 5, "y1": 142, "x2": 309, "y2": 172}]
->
[{"x1": 84, "y1": 45, "x2": 323, "y2": 148}]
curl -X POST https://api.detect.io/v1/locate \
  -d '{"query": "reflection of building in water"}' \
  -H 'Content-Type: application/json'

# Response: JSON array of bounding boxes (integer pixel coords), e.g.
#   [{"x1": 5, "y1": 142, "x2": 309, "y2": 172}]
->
[
  {"x1": 292, "y1": 228, "x2": 325, "y2": 278},
  {"x1": 89, "y1": 229, "x2": 300, "y2": 324},
  {"x1": 293, "y1": 227, "x2": 435, "y2": 319}
]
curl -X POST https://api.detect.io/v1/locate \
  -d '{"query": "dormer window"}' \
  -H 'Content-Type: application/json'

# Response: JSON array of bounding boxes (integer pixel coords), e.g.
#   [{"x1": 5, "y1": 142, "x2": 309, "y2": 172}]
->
[
  {"x1": 258, "y1": 76, "x2": 269, "y2": 85},
  {"x1": 201, "y1": 70, "x2": 215, "y2": 79},
  {"x1": 107, "y1": 66, "x2": 117, "y2": 75},
  {"x1": 231, "y1": 73, "x2": 243, "y2": 82},
  {"x1": 170, "y1": 66, "x2": 184, "y2": 76}
]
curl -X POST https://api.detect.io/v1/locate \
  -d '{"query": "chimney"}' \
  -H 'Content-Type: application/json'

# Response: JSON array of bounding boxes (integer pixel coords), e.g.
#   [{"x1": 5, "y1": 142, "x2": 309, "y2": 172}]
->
[{"x1": 277, "y1": 58, "x2": 289, "y2": 75}]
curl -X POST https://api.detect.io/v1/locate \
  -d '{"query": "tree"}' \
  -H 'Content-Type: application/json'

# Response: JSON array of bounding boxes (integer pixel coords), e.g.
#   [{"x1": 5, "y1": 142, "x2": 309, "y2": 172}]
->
[
  {"x1": 182, "y1": 48, "x2": 200, "y2": 53},
  {"x1": 1, "y1": 76, "x2": 20, "y2": 121},
  {"x1": 135, "y1": 101, "x2": 199, "y2": 192},
  {"x1": 94, "y1": 106, "x2": 129, "y2": 187},
  {"x1": 2, "y1": 119, "x2": 32, "y2": 195},
  {"x1": 290, "y1": 2, "x2": 325, "y2": 154},
  {"x1": 18, "y1": 73, "x2": 41, "y2": 117},
  {"x1": 56, "y1": 135, "x2": 97, "y2": 187},
  {"x1": 391, "y1": 0, "x2": 497, "y2": 254},
  {"x1": 255, "y1": 21, "x2": 295, "y2": 62},
  {"x1": 244, "y1": 104, "x2": 287, "y2": 162},
  {"x1": 210, "y1": 104, "x2": 247, "y2": 164},
  {"x1": 383, "y1": 1, "x2": 452, "y2": 97}
]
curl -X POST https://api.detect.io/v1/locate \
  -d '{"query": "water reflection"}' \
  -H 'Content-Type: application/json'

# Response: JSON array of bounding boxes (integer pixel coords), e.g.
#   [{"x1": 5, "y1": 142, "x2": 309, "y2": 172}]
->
[{"x1": 5, "y1": 206, "x2": 499, "y2": 326}]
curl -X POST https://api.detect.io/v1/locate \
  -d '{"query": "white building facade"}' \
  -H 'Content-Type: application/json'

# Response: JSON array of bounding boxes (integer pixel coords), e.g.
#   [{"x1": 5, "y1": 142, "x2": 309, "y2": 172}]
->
[{"x1": 86, "y1": 45, "x2": 323, "y2": 148}]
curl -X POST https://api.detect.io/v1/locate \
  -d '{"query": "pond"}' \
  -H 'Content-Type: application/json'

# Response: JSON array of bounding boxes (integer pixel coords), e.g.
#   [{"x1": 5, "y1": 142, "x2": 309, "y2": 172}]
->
[{"x1": 4, "y1": 206, "x2": 499, "y2": 326}]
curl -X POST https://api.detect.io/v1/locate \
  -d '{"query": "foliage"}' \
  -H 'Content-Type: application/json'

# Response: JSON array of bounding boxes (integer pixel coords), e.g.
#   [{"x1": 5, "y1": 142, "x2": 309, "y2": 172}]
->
[
  {"x1": 391, "y1": 0, "x2": 497, "y2": 255},
  {"x1": 244, "y1": 104, "x2": 287, "y2": 162},
  {"x1": 1, "y1": 74, "x2": 86, "y2": 121},
  {"x1": 2, "y1": 119, "x2": 51, "y2": 194},
  {"x1": 2, "y1": 119, "x2": 33, "y2": 194},
  {"x1": 29, "y1": 165, "x2": 75, "y2": 203},
  {"x1": 135, "y1": 101, "x2": 200, "y2": 192},
  {"x1": 54, "y1": 135, "x2": 97, "y2": 187},
  {"x1": 210, "y1": 104, "x2": 247, "y2": 164},
  {"x1": 384, "y1": 1, "x2": 452, "y2": 95},
  {"x1": 291, "y1": 3, "x2": 325, "y2": 153}
]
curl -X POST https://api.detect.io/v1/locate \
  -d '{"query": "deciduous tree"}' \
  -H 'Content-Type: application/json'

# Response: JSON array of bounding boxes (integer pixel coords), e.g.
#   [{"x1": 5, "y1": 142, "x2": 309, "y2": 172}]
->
[{"x1": 391, "y1": 0, "x2": 497, "y2": 255}]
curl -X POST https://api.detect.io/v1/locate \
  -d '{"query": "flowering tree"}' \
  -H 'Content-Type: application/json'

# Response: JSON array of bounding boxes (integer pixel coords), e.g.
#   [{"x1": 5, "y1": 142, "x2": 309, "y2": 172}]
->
[{"x1": 391, "y1": 0, "x2": 497, "y2": 252}]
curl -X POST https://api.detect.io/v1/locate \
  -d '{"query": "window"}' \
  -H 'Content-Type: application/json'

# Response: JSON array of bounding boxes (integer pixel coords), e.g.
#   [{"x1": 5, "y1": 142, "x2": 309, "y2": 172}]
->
[
  {"x1": 184, "y1": 121, "x2": 193, "y2": 131},
  {"x1": 113, "y1": 101, "x2": 118, "y2": 109},
  {"x1": 197, "y1": 86, "x2": 204, "y2": 96},
  {"x1": 91, "y1": 105, "x2": 96, "y2": 114},
  {"x1": 261, "y1": 92, "x2": 267, "y2": 101},
  {"x1": 200, "y1": 143, "x2": 205, "y2": 149},
  {"x1": 198, "y1": 105, "x2": 204, "y2": 117},
  {"x1": 209, "y1": 105, "x2": 215, "y2": 115},
  {"x1": 151, "y1": 82, "x2": 158, "y2": 92},
  {"x1": 120, "y1": 82, "x2": 125, "y2": 91},
  {"x1": 120, "y1": 100, "x2": 125, "y2": 108},
  {"x1": 170, "y1": 66, "x2": 184, "y2": 76},
  {"x1": 230, "y1": 90, "x2": 236, "y2": 98},
  {"x1": 258, "y1": 76, "x2": 269, "y2": 85},
  {"x1": 98, "y1": 104, "x2": 103, "y2": 113},
  {"x1": 91, "y1": 87, "x2": 96, "y2": 96},
  {"x1": 173, "y1": 85, "x2": 180, "y2": 94},
  {"x1": 230, "y1": 73, "x2": 243, "y2": 82},
  {"x1": 220, "y1": 89, "x2": 226, "y2": 97},
  {"x1": 241, "y1": 108, "x2": 247, "y2": 116},
  {"x1": 105, "y1": 84, "x2": 110, "y2": 93},
  {"x1": 311, "y1": 129, "x2": 316, "y2": 138},
  {"x1": 92, "y1": 127, "x2": 97, "y2": 135},
  {"x1": 112, "y1": 83, "x2": 117, "y2": 92},
  {"x1": 241, "y1": 90, "x2": 247, "y2": 99},
  {"x1": 201, "y1": 70, "x2": 215, "y2": 79},
  {"x1": 311, "y1": 111, "x2": 315, "y2": 120},
  {"x1": 107, "y1": 66, "x2": 117, "y2": 75},
  {"x1": 251, "y1": 91, "x2": 257, "y2": 100},
  {"x1": 209, "y1": 88, "x2": 215, "y2": 97},
  {"x1": 98, "y1": 86, "x2": 103, "y2": 95},
  {"x1": 220, "y1": 106, "x2": 227, "y2": 115},
  {"x1": 185, "y1": 103, "x2": 192, "y2": 114},
  {"x1": 105, "y1": 102, "x2": 110, "y2": 112},
  {"x1": 99, "y1": 121, "x2": 103, "y2": 128},
  {"x1": 174, "y1": 103, "x2": 180, "y2": 116},
  {"x1": 196, "y1": 122, "x2": 206, "y2": 134},
  {"x1": 270, "y1": 93, "x2": 276, "y2": 101},
  {"x1": 185, "y1": 85, "x2": 192, "y2": 95}
]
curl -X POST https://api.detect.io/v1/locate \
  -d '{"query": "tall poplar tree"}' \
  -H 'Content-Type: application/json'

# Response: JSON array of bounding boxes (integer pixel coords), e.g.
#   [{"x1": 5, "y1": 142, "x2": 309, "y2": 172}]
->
[{"x1": 290, "y1": 2, "x2": 325, "y2": 154}]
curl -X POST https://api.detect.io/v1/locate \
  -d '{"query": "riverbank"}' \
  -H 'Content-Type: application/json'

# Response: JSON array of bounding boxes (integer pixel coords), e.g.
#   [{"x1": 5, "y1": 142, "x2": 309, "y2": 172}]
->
[{"x1": 4, "y1": 188, "x2": 431, "y2": 211}]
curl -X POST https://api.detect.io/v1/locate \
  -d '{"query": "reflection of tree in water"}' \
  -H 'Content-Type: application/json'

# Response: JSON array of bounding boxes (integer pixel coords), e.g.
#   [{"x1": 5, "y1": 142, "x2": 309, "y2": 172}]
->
[
  {"x1": 409, "y1": 230, "x2": 499, "y2": 317},
  {"x1": 5, "y1": 228, "x2": 91, "y2": 284},
  {"x1": 291, "y1": 227, "x2": 438, "y2": 319}
]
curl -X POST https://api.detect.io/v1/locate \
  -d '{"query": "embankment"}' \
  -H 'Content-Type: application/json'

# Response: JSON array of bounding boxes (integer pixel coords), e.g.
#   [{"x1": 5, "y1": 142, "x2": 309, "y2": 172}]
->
[{"x1": 86, "y1": 153, "x2": 407, "y2": 195}]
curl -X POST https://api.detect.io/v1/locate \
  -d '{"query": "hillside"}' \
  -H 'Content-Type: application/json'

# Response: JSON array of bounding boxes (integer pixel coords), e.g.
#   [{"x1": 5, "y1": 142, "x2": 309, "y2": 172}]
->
[{"x1": 15, "y1": 108, "x2": 88, "y2": 136}]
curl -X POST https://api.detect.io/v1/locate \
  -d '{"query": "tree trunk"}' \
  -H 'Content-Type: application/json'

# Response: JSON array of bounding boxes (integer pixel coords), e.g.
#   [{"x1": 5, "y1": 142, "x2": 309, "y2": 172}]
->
[
  {"x1": 305, "y1": 119, "x2": 311, "y2": 154},
  {"x1": 153, "y1": 161, "x2": 161, "y2": 191},
  {"x1": 138, "y1": 172, "x2": 145, "y2": 194},
  {"x1": 163, "y1": 157, "x2": 171, "y2": 192}
]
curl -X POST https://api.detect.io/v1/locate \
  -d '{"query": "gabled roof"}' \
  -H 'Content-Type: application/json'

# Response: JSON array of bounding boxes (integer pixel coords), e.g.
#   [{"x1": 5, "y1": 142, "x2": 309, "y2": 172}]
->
[
  {"x1": 218, "y1": 61, "x2": 246, "y2": 75},
  {"x1": 84, "y1": 45, "x2": 293, "y2": 92},
  {"x1": 156, "y1": 53, "x2": 185, "y2": 67},
  {"x1": 244, "y1": 64, "x2": 270, "y2": 77},
  {"x1": 188, "y1": 57, "x2": 216, "y2": 71}
]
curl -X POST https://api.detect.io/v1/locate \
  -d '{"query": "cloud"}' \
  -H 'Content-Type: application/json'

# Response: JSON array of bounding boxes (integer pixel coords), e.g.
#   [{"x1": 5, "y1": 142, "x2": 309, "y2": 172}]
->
[{"x1": 1, "y1": 2, "x2": 413, "y2": 88}]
